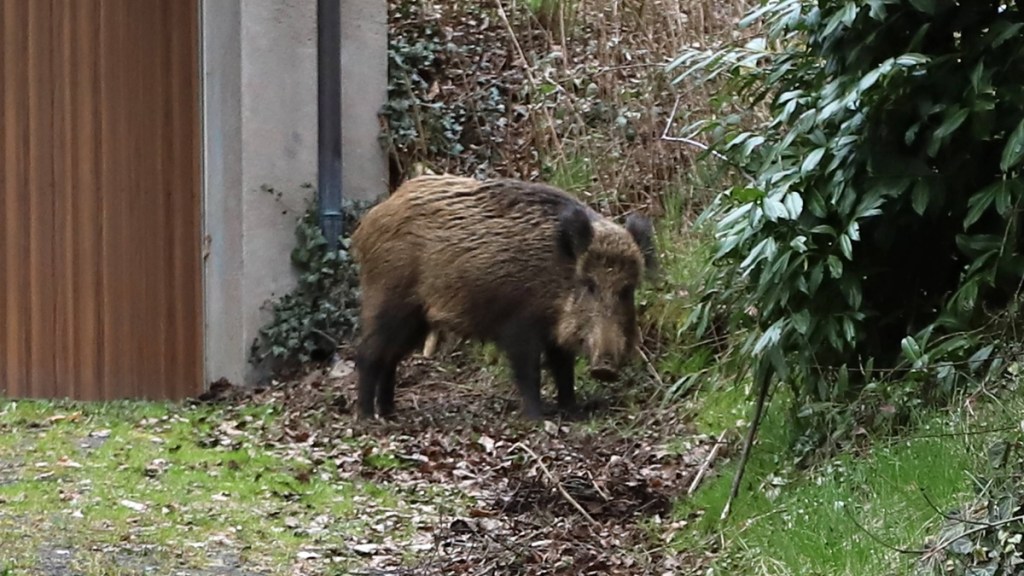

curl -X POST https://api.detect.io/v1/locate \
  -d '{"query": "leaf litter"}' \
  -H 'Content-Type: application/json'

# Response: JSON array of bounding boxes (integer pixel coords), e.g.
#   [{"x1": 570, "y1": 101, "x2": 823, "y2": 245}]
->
[{"x1": 199, "y1": 348, "x2": 726, "y2": 575}]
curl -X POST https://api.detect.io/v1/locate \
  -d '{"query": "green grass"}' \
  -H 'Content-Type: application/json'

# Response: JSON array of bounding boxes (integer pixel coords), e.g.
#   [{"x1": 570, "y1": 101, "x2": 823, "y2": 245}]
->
[
  {"x1": 0, "y1": 398, "x2": 420, "y2": 574},
  {"x1": 632, "y1": 175, "x2": 1024, "y2": 575},
  {"x1": 671, "y1": 386, "x2": 1023, "y2": 575}
]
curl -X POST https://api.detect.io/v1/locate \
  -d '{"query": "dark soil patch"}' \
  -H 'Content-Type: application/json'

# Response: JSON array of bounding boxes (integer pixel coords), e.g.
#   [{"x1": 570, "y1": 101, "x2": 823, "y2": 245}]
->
[{"x1": 204, "y1": 348, "x2": 726, "y2": 575}]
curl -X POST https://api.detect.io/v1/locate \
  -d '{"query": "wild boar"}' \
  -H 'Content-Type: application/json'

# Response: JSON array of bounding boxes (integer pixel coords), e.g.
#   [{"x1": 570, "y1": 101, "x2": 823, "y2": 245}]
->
[{"x1": 350, "y1": 174, "x2": 656, "y2": 420}]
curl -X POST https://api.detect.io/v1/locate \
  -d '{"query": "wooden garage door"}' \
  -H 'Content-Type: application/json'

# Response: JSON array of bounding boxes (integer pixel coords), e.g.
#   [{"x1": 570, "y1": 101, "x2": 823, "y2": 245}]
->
[{"x1": 0, "y1": 0, "x2": 202, "y2": 400}]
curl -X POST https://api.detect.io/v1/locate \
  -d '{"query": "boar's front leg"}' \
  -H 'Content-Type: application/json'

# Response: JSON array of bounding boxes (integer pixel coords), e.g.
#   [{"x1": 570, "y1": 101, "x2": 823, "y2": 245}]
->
[
  {"x1": 499, "y1": 328, "x2": 544, "y2": 420},
  {"x1": 545, "y1": 344, "x2": 577, "y2": 412}
]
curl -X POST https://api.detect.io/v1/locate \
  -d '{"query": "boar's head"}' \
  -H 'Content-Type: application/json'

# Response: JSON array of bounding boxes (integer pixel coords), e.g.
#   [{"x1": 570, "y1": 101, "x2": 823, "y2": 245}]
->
[{"x1": 555, "y1": 205, "x2": 656, "y2": 382}]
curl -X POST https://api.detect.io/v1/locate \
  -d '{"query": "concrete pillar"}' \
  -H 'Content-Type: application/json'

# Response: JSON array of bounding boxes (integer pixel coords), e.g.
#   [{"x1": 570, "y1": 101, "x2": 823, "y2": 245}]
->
[
  {"x1": 341, "y1": 0, "x2": 390, "y2": 203},
  {"x1": 239, "y1": 0, "x2": 320, "y2": 383},
  {"x1": 202, "y1": 0, "x2": 389, "y2": 387},
  {"x1": 202, "y1": 0, "x2": 245, "y2": 386}
]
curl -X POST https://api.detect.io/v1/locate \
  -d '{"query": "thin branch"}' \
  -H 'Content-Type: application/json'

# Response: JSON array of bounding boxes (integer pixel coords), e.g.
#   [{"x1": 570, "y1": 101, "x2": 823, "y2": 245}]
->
[
  {"x1": 511, "y1": 442, "x2": 601, "y2": 527},
  {"x1": 688, "y1": 430, "x2": 730, "y2": 496},
  {"x1": 918, "y1": 488, "x2": 992, "y2": 528},
  {"x1": 494, "y1": 0, "x2": 567, "y2": 163},
  {"x1": 660, "y1": 95, "x2": 757, "y2": 185},
  {"x1": 842, "y1": 506, "x2": 922, "y2": 555},
  {"x1": 844, "y1": 505, "x2": 1024, "y2": 556},
  {"x1": 722, "y1": 364, "x2": 772, "y2": 521},
  {"x1": 926, "y1": 513, "x2": 1024, "y2": 557},
  {"x1": 309, "y1": 328, "x2": 339, "y2": 350},
  {"x1": 636, "y1": 345, "x2": 665, "y2": 389}
]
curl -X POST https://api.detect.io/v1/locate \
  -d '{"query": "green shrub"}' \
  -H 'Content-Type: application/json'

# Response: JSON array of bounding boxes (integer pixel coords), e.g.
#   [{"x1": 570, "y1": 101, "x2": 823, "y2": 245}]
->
[{"x1": 672, "y1": 0, "x2": 1024, "y2": 445}]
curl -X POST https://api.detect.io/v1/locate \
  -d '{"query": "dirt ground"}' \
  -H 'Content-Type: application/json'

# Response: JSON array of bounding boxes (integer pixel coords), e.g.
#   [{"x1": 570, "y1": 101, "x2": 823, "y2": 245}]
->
[
  {"x1": 224, "y1": 349, "x2": 724, "y2": 575},
  {"x1": 2, "y1": 348, "x2": 723, "y2": 575}
]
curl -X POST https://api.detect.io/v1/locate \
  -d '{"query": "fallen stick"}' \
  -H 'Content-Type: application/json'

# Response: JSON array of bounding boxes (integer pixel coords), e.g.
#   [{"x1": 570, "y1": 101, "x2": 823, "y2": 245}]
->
[
  {"x1": 511, "y1": 442, "x2": 600, "y2": 527},
  {"x1": 721, "y1": 363, "x2": 773, "y2": 521},
  {"x1": 687, "y1": 431, "x2": 729, "y2": 496},
  {"x1": 636, "y1": 345, "x2": 665, "y2": 389}
]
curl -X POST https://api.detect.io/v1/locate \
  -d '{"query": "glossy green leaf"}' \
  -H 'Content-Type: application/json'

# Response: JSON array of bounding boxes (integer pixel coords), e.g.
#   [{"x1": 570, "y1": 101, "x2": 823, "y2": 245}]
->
[
  {"x1": 839, "y1": 234, "x2": 853, "y2": 260},
  {"x1": 901, "y1": 336, "x2": 922, "y2": 362},
  {"x1": 762, "y1": 196, "x2": 787, "y2": 221},
  {"x1": 908, "y1": 0, "x2": 935, "y2": 13},
  {"x1": 802, "y1": 147, "x2": 826, "y2": 173},
  {"x1": 1000, "y1": 118, "x2": 1024, "y2": 172},
  {"x1": 933, "y1": 107, "x2": 969, "y2": 140},
  {"x1": 911, "y1": 180, "x2": 929, "y2": 215},
  {"x1": 964, "y1": 182, "x2": 998, "y2": 228}
]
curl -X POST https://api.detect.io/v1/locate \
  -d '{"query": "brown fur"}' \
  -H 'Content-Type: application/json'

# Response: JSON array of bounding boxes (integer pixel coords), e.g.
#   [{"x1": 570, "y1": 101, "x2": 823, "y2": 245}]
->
[{"x1": 351, "y1": 174, "x2": 654, "y2": 420}]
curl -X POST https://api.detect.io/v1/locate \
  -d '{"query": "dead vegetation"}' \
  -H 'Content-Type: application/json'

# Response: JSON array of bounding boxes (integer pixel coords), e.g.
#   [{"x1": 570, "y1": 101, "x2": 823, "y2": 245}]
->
[
  {"x1": 210, "y1": 346, "x2": 725, "y2": 575},
  {"x1": 382, "y1": 0, "x2": 760, "y2": 219}
]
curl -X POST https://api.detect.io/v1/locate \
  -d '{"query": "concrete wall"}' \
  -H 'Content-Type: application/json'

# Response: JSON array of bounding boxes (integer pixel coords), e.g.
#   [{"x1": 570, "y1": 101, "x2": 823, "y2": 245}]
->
[
  {"x1": 239, "y1": 0, "x2": 320, "y2": 385},
  {"x1": 341, "y1": 0, "x2": 390, "y2": 202},
  {"x1": 202, "y1": 0, "x2": 389, "y2": 387}
]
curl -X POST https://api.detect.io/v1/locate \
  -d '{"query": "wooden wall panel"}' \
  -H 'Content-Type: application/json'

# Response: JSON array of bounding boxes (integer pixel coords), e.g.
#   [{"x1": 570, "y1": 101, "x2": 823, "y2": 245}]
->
[{"x1": 0, "y1": 0, "x2": 202, "y2": 401}]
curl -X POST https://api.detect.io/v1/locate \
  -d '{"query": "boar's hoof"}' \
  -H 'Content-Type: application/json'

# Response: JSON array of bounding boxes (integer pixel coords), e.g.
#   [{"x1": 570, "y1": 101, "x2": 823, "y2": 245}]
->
[{"x1": 589, "y1": 365, "x2": 619, "y2": 382}]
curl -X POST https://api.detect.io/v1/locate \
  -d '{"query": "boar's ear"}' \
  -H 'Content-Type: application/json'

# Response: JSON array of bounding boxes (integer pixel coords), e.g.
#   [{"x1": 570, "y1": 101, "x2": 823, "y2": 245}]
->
[
  {"x1": 625, "y1": 213, "x2": 658, "y2": 279},
  {"x1": 558, "y1": 205, "x2": 594, "y2": 260}
]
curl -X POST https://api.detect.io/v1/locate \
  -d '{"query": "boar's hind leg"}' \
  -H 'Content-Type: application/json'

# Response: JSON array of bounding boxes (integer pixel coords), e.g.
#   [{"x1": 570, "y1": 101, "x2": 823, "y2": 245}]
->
[
  {"x1": 545, "y1": 345, "x2": 577, "y2": 412},
  {"x1": 356, "y1": 303, "x2": 428, "y2": 419}
]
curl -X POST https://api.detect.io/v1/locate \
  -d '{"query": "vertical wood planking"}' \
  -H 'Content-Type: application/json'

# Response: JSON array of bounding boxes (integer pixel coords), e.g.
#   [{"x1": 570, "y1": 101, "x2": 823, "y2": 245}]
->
[
  {"x1": 0, "y1": 0, "x2": 9, "y2": 396},
  {"x1": 0, "y1": 0, "x2": 5, "y2": 397},
  {"x1": 3, "y1": 0, "x2": 30, "y2": 396},
  {"x1": 53, "y1": 0, "x2": 73, "y2": 399},
  {"x1": 28, "y1": 0, "x2": 57, "y2": 399},
  {"x1": 168, "y1": 0, "x2": 203, "y2": 400},
  {"x1": 71, "y1": 0, "x2": 102, "y2": 399},
  {"x1": 1, "y1": 0, "x2": 202, "y2": 400},
  {"x1": 153, "y1": 0, "x2": 172, "y2": 399},
  {"x1": 0, "y1": 0, "x2": 8, "y2": 393}
]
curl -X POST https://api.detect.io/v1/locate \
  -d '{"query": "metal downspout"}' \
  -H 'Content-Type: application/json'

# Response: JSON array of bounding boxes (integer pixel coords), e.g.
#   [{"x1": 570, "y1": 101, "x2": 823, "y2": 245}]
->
[{"x1": 317, "y1": 0, "x2": 344, "y2": 250}]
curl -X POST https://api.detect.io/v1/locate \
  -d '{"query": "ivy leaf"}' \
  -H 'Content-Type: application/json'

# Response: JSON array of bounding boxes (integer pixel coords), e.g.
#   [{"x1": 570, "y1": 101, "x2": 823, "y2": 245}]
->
[
  {"x1": 986, "y1": 21, "x2": 1024, "y2": 48},
  {"x1": 895, "y1": 53, "x2": 929, "y2": 67},
  {"x1": 762, "y1": 196, "x2": 787, "y2": 221},
  {"x1": 783, "y1": 192, "x2": 804, "y2": 219},
  {"x1": 947, "y1": 537, "x2": 973, "y2": 555}
]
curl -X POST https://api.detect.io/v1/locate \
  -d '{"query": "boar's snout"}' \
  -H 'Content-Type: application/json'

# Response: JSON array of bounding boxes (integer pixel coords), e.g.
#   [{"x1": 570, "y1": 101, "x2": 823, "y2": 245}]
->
[
  {"x1": 589, "y1": 362, "x2": 620, "y2": 382},
  {"x1": 583, "y1": 319, "x2": 635, "y2": 382}
]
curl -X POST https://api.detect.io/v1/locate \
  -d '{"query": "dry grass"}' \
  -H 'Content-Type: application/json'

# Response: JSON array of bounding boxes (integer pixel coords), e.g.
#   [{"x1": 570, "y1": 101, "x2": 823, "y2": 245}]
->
[{"x1": 385, "y1": 0, "x2": 762, "y2": 220}]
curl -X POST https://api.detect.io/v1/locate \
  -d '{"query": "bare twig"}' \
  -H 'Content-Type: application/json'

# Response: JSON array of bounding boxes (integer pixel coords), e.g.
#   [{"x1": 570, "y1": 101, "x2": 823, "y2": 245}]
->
[
  {"x1": 585, "y1": 469, "x2": 612, "y2": 502},
  {"x1": 511, "y1": 442, "x2": 601, "y2": 527},
  {"x1": 919, "y1": 488, "x2": 993, "y2": 528},
  {"x1": 845, "y1": 505, "x2": 1024, "y2": 557},
  {"x1": 688, "y1": 431, "x2": 730, "y2": 496},
  {"x1": 494, "y1": 0, "x2": 567, "y2": 163},
  {"x1": 636, "y1": 345, "x2": 665, "y2": 389},
  {"x1": 842, "y1": 506, "x2": 926, "y2": 555},
  {"x1": 722, "y1": 364, "x2": 773, "y2": 521},
  {"x1": 309, "y1": 328, "x2": 339, "y2": 351},
  {"x1": 660, "y1": 95, "x2": 758, "y2": 185}
]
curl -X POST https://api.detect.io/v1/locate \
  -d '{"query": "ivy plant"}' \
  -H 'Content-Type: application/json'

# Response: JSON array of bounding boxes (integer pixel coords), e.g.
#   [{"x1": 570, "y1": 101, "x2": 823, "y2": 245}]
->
[{"x1": 249, "y1": 191, "x2": 366, "y2": 377}]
